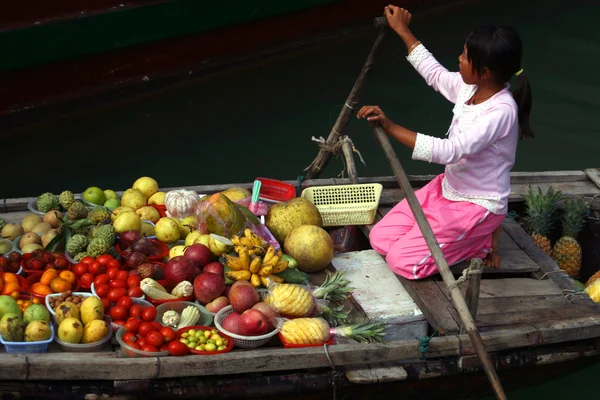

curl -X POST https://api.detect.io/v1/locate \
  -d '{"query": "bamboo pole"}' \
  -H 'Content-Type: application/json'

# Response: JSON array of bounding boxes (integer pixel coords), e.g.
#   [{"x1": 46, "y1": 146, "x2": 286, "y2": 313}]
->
[
  {"x1": 461, "y1": 259, "x2": 482, "y2": 334},
  {"x1": 341, "y1": 136, "x2": 359, "y2": 184},
  {"x1": 371, "y1": 125, "x2": 507, "y2": 400},
  {"x1": 305, "y1": 27, "x2": 389, "y2": 179}
]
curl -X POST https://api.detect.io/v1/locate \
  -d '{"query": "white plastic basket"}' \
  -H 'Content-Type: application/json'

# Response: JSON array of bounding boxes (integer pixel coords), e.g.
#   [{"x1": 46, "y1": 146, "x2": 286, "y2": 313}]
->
[{"x1": 214, "y1": 306, "x2": 279, "y2": 349}]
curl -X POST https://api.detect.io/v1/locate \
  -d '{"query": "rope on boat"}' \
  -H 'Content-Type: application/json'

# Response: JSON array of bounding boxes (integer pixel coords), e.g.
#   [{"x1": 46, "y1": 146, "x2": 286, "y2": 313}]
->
[
  {"x1": 537, "y1": 270, "x2": 570, "y2": 280},
  {"x1": 563, "y1": 289, "x2": 587, "y2": 300},
  {"x1": 303, "y1": 135, "x2": 366, "y2": 172},
  {"x1": 447, "y1": 258, "x2": 483, "y2": 293},
  {"x1": 505, "y1": 210, "x2": 519, "y2": 221},
  {"x1": 323, "y1": 343, "x2": 343, "y2": 400},
  {"x1": 416, "y1": 330, "x2": 439, "y2": 360}
]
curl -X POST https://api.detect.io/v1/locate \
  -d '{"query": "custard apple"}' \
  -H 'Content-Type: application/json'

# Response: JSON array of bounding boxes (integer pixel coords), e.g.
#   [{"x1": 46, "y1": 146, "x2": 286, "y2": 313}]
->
[
  {"x1": 66, "y1": 234, "x2": 88, "y2": 255},
  {"x1": 92, "y1": 224, "x2": 116, "y2": 244},
  {"x1": 87, "y1": 237, "x2": 111, "y2": 258},
  {"x1": 74, "y1": 252, "x2": 89, "y2": 262},
  {"x1": 37, "y1": 193, "x2": 60, "y2": 213},
  {"x1": 67, "y1": 201, "x2": 88, "y2": 221},
  {"x1": 88, "y1": 207, "x2": 111, "y2": 224},
  {"x1": 59, "y1": 190, "x2": 75, "y2": 210}
]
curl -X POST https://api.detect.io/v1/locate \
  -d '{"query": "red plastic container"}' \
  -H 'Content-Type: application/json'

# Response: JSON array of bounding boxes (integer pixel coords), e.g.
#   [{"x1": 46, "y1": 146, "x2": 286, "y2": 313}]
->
[
  {"x1": 148, "y1": 204, "x2": 168, "y2": 218},
  {"x1": 175, "y1": 325, "x2": 234, "y2": 355},
  {"x1": 256, "y1": 177, "x2": 296, "y2": 203},
  {"x1": 115, "y1": 239, "x2": 169, "y2": 261},
  {"x1": 278, "y1": 332, "x2": 334, "y2": 348}
]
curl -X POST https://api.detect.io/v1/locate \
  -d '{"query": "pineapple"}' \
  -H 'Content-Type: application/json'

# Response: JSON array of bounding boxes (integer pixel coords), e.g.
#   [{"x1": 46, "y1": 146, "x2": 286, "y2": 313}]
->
[
  {"x1": 551, "y1": 198, "x2": 588, "y2": 277},
  {"x1": 280, "y1": 317, "x2": 386, "y2": 345},
  {"x1": 585, "y1": 270, "x2": 600, "y2": 287},
  {"x1": 264, "y1": 271, "x2": 354, "y2": 324},
  {"x1": 521, "y1": 186, "x2": 563, "y2": 255}
]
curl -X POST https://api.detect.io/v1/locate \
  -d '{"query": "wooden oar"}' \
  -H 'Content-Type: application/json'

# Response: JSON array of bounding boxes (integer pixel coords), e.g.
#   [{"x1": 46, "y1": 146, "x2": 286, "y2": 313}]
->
[
  {"x1": 305, "y1": 26, "x2": 389, "y2": 179},
  {"x1": 371, "y1": 124, "x2": 507, "y2": 400}
]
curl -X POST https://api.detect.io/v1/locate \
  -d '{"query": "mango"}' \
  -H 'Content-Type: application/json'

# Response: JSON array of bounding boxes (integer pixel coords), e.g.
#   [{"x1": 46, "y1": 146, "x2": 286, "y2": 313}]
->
[
  {"x1": 0, "y1": 313, "x2": 24, "y2": 342},
  {"x1": 80, "y1": 297, "x2": 104, "y2": 325},
  {"x1": 58, "y1": 317, "x2": 83, "y2": 344},
  {"x1": 82, "y1": 319, "x2": 109, "y2": 344},
  {"x1": 25, "y1": 320, "x2": 51, "y2": 342},
  {"x1": 55, "y1": 301, "x2": 79, "y2": 325}
]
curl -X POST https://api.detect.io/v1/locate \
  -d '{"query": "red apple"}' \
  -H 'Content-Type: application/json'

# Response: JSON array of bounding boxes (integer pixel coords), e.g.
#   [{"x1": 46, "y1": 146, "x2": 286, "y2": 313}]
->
[
  {"x1": 203, "y1": 262, "x2": 224, "y2": 277},
  {"x1": 193, "y1": 272, "x2": 226, "y2": 304},
  {"x1": 206, "y1": 296, "x2": 230, "y2": 314},
  {"x1": 251, "y1": 302, "x2": 279, "y2": 331},
  {"x1": 238, "y1": 309, "x2": 269, "y2": 336},
  {"x1": 228, "y1": 280, "x2": 259, "y2": 313},
  {"x1": 221, "y1": 312, "x2": 242, "y2": 334}
]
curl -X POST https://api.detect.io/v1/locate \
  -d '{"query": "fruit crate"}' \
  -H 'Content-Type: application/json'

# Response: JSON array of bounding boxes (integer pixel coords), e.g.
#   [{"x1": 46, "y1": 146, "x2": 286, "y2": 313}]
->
[
  {"x1": 301, "y1": 183, "x2": 383, "y2": 227},
  {"x1": 214, "y1": 305, "x2": 280, "y2": 349},
  {"x1": 0, "y1": 324, "x2": 54, "y2": 353}
]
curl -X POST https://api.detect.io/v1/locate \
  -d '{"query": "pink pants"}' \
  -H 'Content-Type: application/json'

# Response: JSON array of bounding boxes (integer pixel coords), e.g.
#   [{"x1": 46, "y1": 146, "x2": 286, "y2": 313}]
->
[{"x1": 370, "y1": 175, "x2": 505, "y2": 280}]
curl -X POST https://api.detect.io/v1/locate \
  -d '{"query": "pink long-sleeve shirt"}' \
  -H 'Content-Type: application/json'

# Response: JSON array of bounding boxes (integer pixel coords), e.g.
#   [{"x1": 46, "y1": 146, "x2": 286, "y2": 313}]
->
[{"x1": 407, "y1": 44, "x2": 519, "y2": 215}]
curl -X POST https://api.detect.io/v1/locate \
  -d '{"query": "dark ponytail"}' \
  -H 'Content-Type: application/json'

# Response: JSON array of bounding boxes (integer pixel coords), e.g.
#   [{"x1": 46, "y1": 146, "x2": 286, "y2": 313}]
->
[
  {"x1": 512, "y1": 74, "x2": 533, "y2": 139},
  {"x1": 465, "y1": 26, "x2": 534, "y2": 140}
]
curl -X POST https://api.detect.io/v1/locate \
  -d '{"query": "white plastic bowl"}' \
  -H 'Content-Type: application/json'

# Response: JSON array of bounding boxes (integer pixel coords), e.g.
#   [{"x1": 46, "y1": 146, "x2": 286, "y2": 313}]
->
[
  {"x1": 214, "y1": 305, "x2": 279, "y2": 349},
  {"x1": 53, "y1": 317, "x2": 113, "y2": 352},
  {"x1": 116, "y1": 326, "x2": 169, "y2": 358},
  {"x1": 45, "y1": 292, "x2": 95, "y2": 317},
  {"x1": 155, "y1": 301, "x2": 213, "y2": 328}
]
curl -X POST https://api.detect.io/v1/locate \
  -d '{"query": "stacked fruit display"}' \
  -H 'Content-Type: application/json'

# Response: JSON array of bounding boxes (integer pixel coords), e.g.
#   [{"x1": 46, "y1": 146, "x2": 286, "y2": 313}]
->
[
  {"x1": 54, "y1": 295, "x2": 111, "y2": 346},
  {"x1": 30, "y1": 268, "x2": 77, "y2": 297},
  {"x1": 0, "y1": 272, "x2": 25, "y2": 297},
  {"x1": 0, "y1": 295, "x2": 53, "y2": 347}
]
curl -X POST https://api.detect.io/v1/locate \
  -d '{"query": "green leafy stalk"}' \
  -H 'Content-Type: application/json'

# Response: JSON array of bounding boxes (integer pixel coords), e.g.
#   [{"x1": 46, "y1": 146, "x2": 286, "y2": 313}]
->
[
  {"x1": 312, "y1": 270, "x2": 354, "y2": 302},
  {"x1": 332, "y1": 319, "x2": 387, "y2": 344}
]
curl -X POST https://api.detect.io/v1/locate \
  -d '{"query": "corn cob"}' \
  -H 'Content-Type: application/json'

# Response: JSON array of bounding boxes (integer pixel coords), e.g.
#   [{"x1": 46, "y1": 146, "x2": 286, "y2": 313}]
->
[
  {"x1": 141, "y1": 278, "x2": 177, "y2": 300},
  {"x1": 177, "y1": 306, "x2": 201, "y2": 329},
  {"x1": 280, "y1": 317, "x2": 386, "y2": 345}
]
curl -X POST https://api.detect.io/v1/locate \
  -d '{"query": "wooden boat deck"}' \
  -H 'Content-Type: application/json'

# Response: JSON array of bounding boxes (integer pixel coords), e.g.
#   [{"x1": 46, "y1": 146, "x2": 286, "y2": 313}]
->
[{"x1": 1, "y1": 169, "x2": 600, "y2": 388}]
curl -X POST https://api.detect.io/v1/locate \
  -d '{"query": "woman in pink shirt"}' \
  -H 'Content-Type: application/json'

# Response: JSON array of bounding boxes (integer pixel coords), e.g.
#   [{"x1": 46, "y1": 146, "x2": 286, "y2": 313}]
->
[{"x1": 359, "y1": 5, "x2": 533, "y2": 280}]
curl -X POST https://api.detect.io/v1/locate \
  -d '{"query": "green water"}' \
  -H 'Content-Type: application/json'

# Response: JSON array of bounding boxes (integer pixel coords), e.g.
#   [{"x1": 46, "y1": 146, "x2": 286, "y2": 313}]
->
[{"x1": 1, "y1": 0, "x2": 599, "y2": 396}]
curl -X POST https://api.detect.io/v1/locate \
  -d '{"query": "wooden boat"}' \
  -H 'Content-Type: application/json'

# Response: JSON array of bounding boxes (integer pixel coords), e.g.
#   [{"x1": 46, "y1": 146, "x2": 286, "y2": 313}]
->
[
  {"x1": 1, "y1": 168, "x2": 600, "y2": 399},
  {"x1": 0, "y1": 0, "x2": 473, "y2": 132}
]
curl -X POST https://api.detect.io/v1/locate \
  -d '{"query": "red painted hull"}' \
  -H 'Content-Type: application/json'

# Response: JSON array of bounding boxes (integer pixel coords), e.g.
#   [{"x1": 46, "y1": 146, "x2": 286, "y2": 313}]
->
[{"x1": 0, "y1": 0, "x2": 452, "y2": 118}]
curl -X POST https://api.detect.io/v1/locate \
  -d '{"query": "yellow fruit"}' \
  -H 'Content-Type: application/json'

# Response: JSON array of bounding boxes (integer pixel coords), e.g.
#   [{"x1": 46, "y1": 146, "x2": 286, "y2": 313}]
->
[
  {"x1": 83, "y1": 187, "x2": 106, "y2": 206},
  {"x1": 81, "y1": 319, "x2": 109, "y2": 344},
  {"x1": 169, "y1": 245, "x2": 187, "y2": 259},
  {"x1": 132, "y1": 177, "x2": 159, "y2": 200},
  {"x1": 135, "y1": 206, "x2": 160, "y2": 223},
  {"x1": 141, "y1": 222, "x2": 155, "y2": 238},
  {"x1": 80, "y1": 296, "x2": 104, "y2": 325},
  {"x1": 55, "y1": 301, "x2": 80, "y2": 325},
  {"x1": 25, "y1": 320, "x2": 52, "y2": 342},
  {"x1": 185, "y1": 230, "x2": 202, "y2": 246},
  {"x1": 121, "y1": 188, "x2": 147, "y2": 210},
  {"x1": 103, "y1": 190, "x2": 119, "y2": 200},
  {"x1": 113, "y1": 212, "x2": 142, "y2": 234},
  {"x1": 155, "y1": 218, "x2": 181, "y2": 244},
  {"x1": 148, "y1": 191, "x2": 166, "y2": 205},
  {"x1": 58, "y1": 317, "x2": 84, "y2": 344}
]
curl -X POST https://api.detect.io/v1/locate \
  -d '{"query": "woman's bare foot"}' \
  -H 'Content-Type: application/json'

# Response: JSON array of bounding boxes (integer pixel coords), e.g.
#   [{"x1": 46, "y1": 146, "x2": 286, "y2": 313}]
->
[{"x1": 483, "y1": 227, "x2": 501, "y2": 269}]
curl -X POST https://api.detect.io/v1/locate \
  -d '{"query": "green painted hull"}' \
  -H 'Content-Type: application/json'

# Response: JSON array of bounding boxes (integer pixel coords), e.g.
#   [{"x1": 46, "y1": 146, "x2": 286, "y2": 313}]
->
[{"x1": 0, "y1": 0, "x2": 339, "y2": 72}]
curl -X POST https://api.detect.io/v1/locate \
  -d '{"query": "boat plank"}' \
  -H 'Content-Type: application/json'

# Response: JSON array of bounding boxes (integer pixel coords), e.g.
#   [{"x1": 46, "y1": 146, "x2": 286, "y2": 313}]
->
[
  {"x1": 474, "y1": 305, "x2": 600, "y2": 328},
  {"x1": 473, "y1": 295, "x2": 570, "y2": 316},
  {"x1": 345, "y1": 362, "x2": 408, "y2": 384},
  {"x1": 396, "y1": 277, "x2": 461, "y2": 335},
  {"x1": 498, "y1": 228, "x2": 520, "y2": 250},
  {"x1": 443, "y1": 278, "x2": 565, "y2": 298},
  {"x1": 451, "y1": 249, "x2": 540, "y2": 275},
  {"x1": 502, "y1": 219, "x2": 595, "y2": 305},
  {"x1": 584, "y1": 168, "x2": 600, "y2": 189},
  {"x1": 0, "y1": 354, "x2": 27, "y2": 380}
]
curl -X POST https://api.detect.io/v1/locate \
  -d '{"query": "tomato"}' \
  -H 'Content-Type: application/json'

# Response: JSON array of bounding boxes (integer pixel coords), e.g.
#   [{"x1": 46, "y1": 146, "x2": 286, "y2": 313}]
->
[
  {"x1": 108, "y1": 259, "x2": 122, "y2": 270},
  {"x1": 123, "y1": 332, "x2": 137, "y2": 343},
  {"x1": 129, "y1": 305, "x2": 144, "y2": 318},
  {"x1": 88, "y1": 261, "x2": 106, "y2": 276},
  {"x1": 150, "y1": 321, "x2": 163, "y2": 331},
  {"x1": 113, "y1": 320, "x2": 125, "y2": 327},
  {"x1": 146, "y1": 331, "x2": 164, "y2": 348},
  {"x1": 142, "y1": 307, "x2": 158, "y2": 322},
  {"x1": 125, "y1": 318, "x2": 143, "y2": 333},
  {"x1": 110, "y1": 279, "x2": 128, "y2": 289},
  {"x1": 94, "y1": 283, "x2": 111, "y2": 298},
  {"x1": 94, "y1": 274, "x2": 110, "y2": 287},
  {"x1": 128, "y1": 287, "x2": 144, "y2": 298},
  {"x1": 138, "y1": 322, "x2": 155, "y2": 337},
  {"x1": 79, "y1": 273, "x2": 95, "y2": 288},
  {"x1": 117, "y1": 296, "x2": 134, "y2": 309},
  {"x1": 80, "y1": 256, "x2": 96, "y2": 266},
  {"x1": 126, "y1": 340, "x2": 141, "y2": 350},
  {"x1": 101, "y1": 297, "x2": 112, "y2": 312},
  {"x1": 108, "y1": 288, "x2": 127, "y2": 303},
  {"x1": 168, "y1": 341, "x2": 189, "y2": 357},
  {"x1": 127, "y1": 275, "x2": 141, "y2": 288},
  {"x1": 160, "y1": 327, "x2": 176, "y2": 343},
  {"x1": 107, "y1": 267, "x2": 119, "y2": 280},
  {"x1": 117, "y1": 270, "x2": 129, "y2": 281},
  {"x1": 141, "y1": 345, "x2": 159, "y2": 353},
  {"x1": 96, "y1": 254, "x2": 113, "y2": 266},
  {"x1": 72, "y1": 263, "x2": 88, "y2": 277},
  {"x1": 160, "y1": 344, "x2": 170, "y2": 352},
  {"x1": 110, "y1": 305, "x2": 128, "y2": 321}
]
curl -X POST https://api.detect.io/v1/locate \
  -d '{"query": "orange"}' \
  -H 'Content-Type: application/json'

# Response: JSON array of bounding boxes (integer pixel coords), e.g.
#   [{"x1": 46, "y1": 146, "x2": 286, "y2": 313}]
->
[
  {"x1": 10, "y1": 291, "x2": 19, "y2": 300},
  {"x1": 31, "y1": 283, "x2": 53, "y2": 296},
  {"x1": 2, "y1": 283, "x2": 20, "y2": 296},
  {"x1": 0, "y1": 275, "x2": 3, "y2": 294},
  {"x1": 2, "y1": 273, "x2": 18, "y2": 285},
  {"x1": 32, "y1": 298, "x2": 40, "y2": 304},
  {"x1": 40, "y1": 269, "x2": 58, "y2": 286},
  {"x1": 50, "y1": 278, "x2": 72, "y2": 293},
  {"x1": 58, "y1": 270, "x2": 76, "y2": 285}
]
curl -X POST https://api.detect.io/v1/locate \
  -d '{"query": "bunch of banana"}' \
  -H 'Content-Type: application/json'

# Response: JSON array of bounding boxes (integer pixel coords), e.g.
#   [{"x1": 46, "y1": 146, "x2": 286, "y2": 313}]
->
[
  {"x1": 224, "y1": 242, "x2": 289, "y2": 288},
  {"x1": 231, "y1": 229, "x2": 268, "y2": 256}
]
